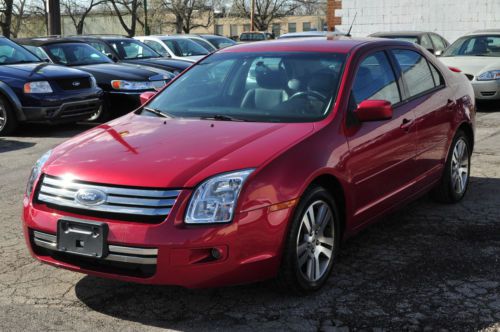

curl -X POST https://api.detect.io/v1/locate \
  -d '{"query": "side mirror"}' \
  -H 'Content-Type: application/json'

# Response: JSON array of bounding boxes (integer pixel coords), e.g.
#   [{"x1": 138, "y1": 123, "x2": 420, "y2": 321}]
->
[
  {"x1": 140, "y1": 91, "x2": 156, "y2": 105},
  {"x1": 434, "y1": 50, "x2": 443, "y2": 56},
  {"x1": 354, "y1": 100, "x2": 393, "y2": 122}
]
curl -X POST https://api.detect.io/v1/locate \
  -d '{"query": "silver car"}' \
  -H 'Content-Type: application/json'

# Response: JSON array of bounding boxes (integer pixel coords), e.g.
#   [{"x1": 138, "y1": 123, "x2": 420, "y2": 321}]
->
[
  {"x1": 135, "y1": 35, "x2": 210, "y2": 63},
  {"x1": 439, "y1": 30, "x2": 500, "y2": 100}
]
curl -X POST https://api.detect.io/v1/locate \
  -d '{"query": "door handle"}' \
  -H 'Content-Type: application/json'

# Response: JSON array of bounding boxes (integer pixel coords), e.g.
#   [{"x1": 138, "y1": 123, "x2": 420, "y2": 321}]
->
[{"x1": 400, "y1": 118, "x2": 414, "y2": 132}]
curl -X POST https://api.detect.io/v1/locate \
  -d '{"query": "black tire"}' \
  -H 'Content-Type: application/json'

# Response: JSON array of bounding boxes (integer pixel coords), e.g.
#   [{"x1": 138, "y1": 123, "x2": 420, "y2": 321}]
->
[
  {"x1": 276, "y1": 185, "x2": 341, "y2": 295},
  {"x1": 0, "y1": 96, "x2": 18, "y2": 136},
  {"x1": 431, "y1": 130, "x2": 471, "y2": 203}
]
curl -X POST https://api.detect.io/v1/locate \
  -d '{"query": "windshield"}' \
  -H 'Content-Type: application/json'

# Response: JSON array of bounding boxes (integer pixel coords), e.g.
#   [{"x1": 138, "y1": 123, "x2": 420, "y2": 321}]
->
[
  {"x1": 190, "y1": 38, "x2": 216, "y2": 52},
  {"x1": 442, "y1": 35, "x2": 500, "y2": 57},
  {"x1": 240, "y1": 33, "x2": 265, "y2": 41},
  {"x1": 108, "y1": 39, "x2": 160, "y2": 59},
  {"x1": 0, "y1": 38, "x2": 41, "y2": 65},
  {"x1": 44, "y1": 43, "x2": 112, "y2": 66},
  {"x1": 162, "y1": 38, "x2": 209, "y2": 57},
  {"x1": 205, "y1": 37, "x2": 236, "y2": 49},
  {"x1": 147, "y1": 52, "x2": 346, "y2": 123}
]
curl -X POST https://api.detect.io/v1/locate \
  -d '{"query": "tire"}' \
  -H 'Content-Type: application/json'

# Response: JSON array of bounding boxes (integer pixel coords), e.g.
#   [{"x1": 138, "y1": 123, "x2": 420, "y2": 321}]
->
[
  {"x1": 431, "y1": 130, "x2": 471, "y2": 203},
  {"x1": 0, "y1": 96, "x2": 18, "y2": 136},
  {"x1": 276, "y1": 185, "x2": 341, "y2": 295}
]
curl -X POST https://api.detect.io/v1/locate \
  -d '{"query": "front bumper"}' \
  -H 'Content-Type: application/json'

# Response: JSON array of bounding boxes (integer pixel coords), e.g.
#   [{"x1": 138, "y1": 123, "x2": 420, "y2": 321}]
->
[
  {"x1": 471, "y1": 79, "x2": 500, "y2": 100},
  {"x1": 23, "y1": 98, "x2": 102, "y2": 122},
  {"x1": 23, "y1": 191, "x2": 293, "y2": 288}
]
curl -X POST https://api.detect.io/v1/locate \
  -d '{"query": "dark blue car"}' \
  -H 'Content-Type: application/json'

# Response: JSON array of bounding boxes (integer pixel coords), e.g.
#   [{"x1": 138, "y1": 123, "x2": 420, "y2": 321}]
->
[{"x1": 0, "y1": 37, "x2": 102, "y2": 135}]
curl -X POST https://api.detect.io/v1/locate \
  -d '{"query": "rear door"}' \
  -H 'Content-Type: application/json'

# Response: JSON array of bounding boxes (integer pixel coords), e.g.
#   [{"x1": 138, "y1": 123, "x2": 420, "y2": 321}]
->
[
  {"x1": 344, "y1": 50, "x2": 418, "y2": 224},
  {"x1": 390, "y1": 49, "x2": 452, "y2": 185}
]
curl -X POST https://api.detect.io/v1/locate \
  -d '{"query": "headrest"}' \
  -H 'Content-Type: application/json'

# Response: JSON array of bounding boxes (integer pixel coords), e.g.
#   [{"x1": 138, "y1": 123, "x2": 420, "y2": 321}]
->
[{"x1": 255, "y1": 63, "x2": 286, "y2": 89}]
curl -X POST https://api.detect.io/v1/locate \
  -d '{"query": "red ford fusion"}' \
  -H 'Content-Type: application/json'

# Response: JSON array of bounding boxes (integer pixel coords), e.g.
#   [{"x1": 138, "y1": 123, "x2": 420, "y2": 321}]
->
[{"x1": 23, "y1": 37, "x2": 475, "y2": 293}]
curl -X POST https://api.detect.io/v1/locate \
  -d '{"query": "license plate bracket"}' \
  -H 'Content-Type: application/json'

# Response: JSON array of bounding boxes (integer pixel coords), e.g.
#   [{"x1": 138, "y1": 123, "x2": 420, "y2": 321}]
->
[{"x1": 57, "y1": 218, "x2": 108, "y2": 258}]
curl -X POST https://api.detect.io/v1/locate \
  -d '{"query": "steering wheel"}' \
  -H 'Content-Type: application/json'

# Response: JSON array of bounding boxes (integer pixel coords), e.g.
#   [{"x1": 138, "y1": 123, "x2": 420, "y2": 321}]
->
[{"x1": 289, "y1": 90, "x2": 327, "y2": 102}]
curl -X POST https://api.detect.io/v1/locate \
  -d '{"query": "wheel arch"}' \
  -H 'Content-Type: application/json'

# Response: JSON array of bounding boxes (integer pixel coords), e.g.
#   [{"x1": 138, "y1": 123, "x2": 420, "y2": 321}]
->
[
  {"x1": 457, "y1": 121, "x2": 474, "y2": 152},
  {"x1": 0, "y1": 82, "x2": 25, "y2": 121}
]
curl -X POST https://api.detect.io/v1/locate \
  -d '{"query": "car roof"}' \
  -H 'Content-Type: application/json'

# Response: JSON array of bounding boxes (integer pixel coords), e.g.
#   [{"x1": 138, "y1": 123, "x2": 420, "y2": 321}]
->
[
  {"x1": 72, "y1": 34, "x2": 130, "y2": 40},
  {"x1": 370, "y1": 31, "x2": 429, "y2": 37},
  {"x1": 219, "y1": 36, "x2": 409, "y2": 54},
  {"x1": 16, "y1": 37, "x2": 87, "y2": 46},
  {"x1": 467, "y1": 29, "x2": 500, "y2": 36}
]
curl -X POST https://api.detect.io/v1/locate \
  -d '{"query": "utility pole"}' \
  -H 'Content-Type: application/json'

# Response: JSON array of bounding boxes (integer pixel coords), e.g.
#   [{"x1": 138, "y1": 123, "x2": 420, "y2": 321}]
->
[
  {"x1": 250, "y1": 0, "x2": 255, "y2": 31},
  {"x1": 47, "y1": 0, "x2": 61, "y2": 35}
]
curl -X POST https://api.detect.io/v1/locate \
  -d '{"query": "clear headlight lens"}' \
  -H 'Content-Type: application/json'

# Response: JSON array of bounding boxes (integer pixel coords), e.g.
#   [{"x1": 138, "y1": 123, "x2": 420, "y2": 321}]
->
[
  {"x1": 25, "y1": 150, "x2": 52, "y2": 198},
  {"x1": 111, "y1": 80, "x2": 165, "y2": 91},
  {"x1": 185, "y1": 169, "x2": 254, "y2": 224},
  {"x1": 23, "y1": 81, "x2": 53, "y2": 93},
  {"x1": 476, "y1": 70, "x2": 500, "y2": 81}
]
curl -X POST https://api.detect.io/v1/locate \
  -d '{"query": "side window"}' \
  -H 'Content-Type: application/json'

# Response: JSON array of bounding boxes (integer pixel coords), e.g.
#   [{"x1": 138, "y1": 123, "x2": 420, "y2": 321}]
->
[
  {"x1": 144, "y1": 40, "x2": 167, "y2": 56},
  {"x1": 430, "y1": 34, "x2": 446, "y2": 51},
  {"x1": 393, "y1": 50, "x2": 435, "y2": 98},
  {"x1": 351, "y1": 51, "x2": 401, "y2": 105},
  {"x1": 420, "y1": 34, "x2": 433, "y2": 50},
  {"x1": 429, "y1": 63, "x2": 444, "y2": 87}
]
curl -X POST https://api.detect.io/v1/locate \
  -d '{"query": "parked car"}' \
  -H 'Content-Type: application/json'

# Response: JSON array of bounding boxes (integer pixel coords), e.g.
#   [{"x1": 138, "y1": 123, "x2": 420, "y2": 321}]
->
[
  {"x1": 439, "y1": 30, "x2": 500, "y2": 101},
  {"x1": 278, "y1": 31, "x2": 342, "y2": 39},
  {"x1": 181, "y1": 35, "x2": 217, "y2": 52},
  {"x1": 68, "y1": 35, "x2": 192, "y2": 75},
  {"x1": 369, "y1": 31, "x2": 449, "y2": 55},
  {"x1": 0, "y1": 37, "x2": 102, "y2": 135},
  {"x1": 19, "y1": 38, "x2": 174, "y2": 121},
  {"x1": 135, "y1": 35, "x2": 210, "y2": 62},
  {"x1": 239, "y1": 31, "x2": 275, "y2": 42},
  {"x1": 23, "y1": 38, "x2": 475, "y2": 293},
  {"x1": 196, "y1": 34, "x2": 237, "y2": 49}
]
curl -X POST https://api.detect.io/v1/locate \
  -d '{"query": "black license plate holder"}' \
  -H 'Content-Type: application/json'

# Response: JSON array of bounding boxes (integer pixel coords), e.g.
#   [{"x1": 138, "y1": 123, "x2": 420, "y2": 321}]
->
[{"x1": 57, "y1": 218, "x2": 108, "y2": 258}]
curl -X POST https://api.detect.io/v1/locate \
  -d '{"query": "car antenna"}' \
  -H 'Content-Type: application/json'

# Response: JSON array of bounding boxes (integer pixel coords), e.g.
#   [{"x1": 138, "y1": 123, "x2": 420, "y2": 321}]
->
[{"x1": 346, "y1": 12, "x2": 357, "y2": 37}]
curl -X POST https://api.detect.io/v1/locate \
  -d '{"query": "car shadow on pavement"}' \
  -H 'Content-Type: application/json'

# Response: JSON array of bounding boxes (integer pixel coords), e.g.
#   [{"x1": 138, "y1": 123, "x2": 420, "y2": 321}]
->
[
  {"x1": 0, "y1": 138, "x2": 35, "y2": 153},
  {"x1": 75, "y1": 175, "x2": 500, "y2": 331}
]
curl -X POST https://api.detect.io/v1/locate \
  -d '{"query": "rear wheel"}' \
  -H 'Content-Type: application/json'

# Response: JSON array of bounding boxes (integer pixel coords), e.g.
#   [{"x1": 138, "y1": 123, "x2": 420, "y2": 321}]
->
[
  {"x1": 276, "y1": 185, "x2": 340, "y2": 294},
  {"x1": 432, "y1": 130, "x2": 471, "y2": 203},
  {"x1": 0, "y1": 97, "x2": 18, "y2": 136}
]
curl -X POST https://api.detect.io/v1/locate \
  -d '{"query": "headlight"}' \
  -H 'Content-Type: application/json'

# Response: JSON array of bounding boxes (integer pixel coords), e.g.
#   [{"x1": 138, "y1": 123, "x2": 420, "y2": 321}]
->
[
  {"x1": 185, "y1": 169, "x2": 254, "y2": 224},
  {"x1": 476, "y1": 70, "x2": 500, "y2": 81},
  {"x1": 111, "y1": 80, "x2": 162, "y2": 91},
  {"x1": 25, "y1": 150, "x2": 52, "y2": 198},
  {"x1": 23, "y1": 81, "x2": 53, "y2": 93}
]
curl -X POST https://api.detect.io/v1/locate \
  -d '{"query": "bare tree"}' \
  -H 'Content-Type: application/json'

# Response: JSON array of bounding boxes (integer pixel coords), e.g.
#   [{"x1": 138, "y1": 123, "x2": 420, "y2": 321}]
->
[
  {"x1": 233, "y1": 0, "x2": 299, "y2": 31},
  {"x1": 161, "y1": 0, "x2": 213, "y2": 34},
  {"x1": 0, "y1": 0, "x2": 14, "y2": 37},
  {"x1": 62, "y1": 0, "x2": 106, "y2": 35},
  {"x1": 10, "y1": 0, "x2": 28, "y2": 38},
  {"x1": 107, "y1": 0, "x2": 144, "y2": 37},
  {"x1": 29, "y1": 0, "x2": 49, "y2": 35}
]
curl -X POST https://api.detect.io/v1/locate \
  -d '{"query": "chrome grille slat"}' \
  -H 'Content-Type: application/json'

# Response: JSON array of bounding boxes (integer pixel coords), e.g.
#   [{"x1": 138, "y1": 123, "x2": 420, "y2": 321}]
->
[{"x1": 37, "y1": 175, "x2": 179, "y2": 218}]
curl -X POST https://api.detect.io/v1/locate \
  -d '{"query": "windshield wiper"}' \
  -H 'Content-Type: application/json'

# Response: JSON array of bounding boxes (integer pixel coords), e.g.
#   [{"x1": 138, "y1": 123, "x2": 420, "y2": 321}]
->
[
  {"x1": 200, "y1": 114, "x2": 248, "y2": 122},
  {"x1": 143, "y1": 107, "x2": 171, "y2": 118}
]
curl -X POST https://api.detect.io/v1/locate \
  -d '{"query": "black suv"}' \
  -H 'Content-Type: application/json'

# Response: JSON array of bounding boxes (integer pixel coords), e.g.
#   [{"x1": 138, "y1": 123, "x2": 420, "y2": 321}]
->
[
  {"x1": 0, "y1": 37, "x2": 102, "y2": 135},
  {"x1": 19, "y1": 37, "x2": 175, "y2": 121},
  {"x1": 70, "y1": 35, "x2": 192, "y2": 74}
]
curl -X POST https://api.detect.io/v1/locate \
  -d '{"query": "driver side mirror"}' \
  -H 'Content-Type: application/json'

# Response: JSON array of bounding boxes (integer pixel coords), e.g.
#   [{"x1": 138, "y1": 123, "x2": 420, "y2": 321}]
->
[
  {"x1": 354, "y1": 100, "x2": 393, "y2": 122},
  {"x1": 140, "y1": 91, "x2": 156, "y2": 105}
]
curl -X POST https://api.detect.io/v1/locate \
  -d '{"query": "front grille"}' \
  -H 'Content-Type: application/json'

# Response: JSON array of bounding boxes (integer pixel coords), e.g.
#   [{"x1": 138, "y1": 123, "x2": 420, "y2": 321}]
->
[
  {"x1": 481, "y1": 91, "x2": 496, "y2": 97},
  {"x1": 55, "y1": 77, "x2": 92, "y2": 90},
  {"x1": 36, "y1": 175, "x2": 180, "y2": 222},
  {"x1": 464, "y1": 73, "x2": 474, "y2": 81},
  {"x1": 31, "y1": 230, "x2": 156, "y2": 277},
  {"x1": 59, "y1": 99, "x2": 101, "y2": 118}
]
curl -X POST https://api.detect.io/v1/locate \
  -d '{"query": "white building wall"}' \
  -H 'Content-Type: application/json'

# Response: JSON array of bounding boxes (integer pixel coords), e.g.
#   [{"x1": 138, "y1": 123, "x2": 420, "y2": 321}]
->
[{"x1": 336, "y1": 0, "x2": 500, "y2": 43}]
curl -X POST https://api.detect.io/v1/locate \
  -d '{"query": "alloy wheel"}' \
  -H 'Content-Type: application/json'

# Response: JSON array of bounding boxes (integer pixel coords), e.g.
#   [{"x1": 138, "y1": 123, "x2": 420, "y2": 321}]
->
[
  {"x1": 451, "y1": 138, "x2": 469, "y2": 195},
  {"x1": 0, "y1": 104, "x2": 6, "y2": 132},
  {"x1": 296, "y1": 200, "x2": 335, "y2": 282}
]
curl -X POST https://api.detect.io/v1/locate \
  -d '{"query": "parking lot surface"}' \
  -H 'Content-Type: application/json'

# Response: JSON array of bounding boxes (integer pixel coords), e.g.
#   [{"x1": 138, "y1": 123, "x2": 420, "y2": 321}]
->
[{"x1": 0, "y1": 108, "x2": 499, "y2": 331}]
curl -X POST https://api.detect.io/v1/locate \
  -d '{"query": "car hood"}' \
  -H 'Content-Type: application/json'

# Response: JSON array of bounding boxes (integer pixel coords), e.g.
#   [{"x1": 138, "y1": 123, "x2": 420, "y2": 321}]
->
[
  {"x1": 0, "y1": 62, "x2": 90, "y2": 81},
  {"x1": 76, "y1": 63, "x2": 172, "y2": 82},
  {"x1": 439, "y1": 56, "x2": 500, "y2": 76},
  {"x1": 45, "y1": 113, "x2": 314, "y2": 188}
]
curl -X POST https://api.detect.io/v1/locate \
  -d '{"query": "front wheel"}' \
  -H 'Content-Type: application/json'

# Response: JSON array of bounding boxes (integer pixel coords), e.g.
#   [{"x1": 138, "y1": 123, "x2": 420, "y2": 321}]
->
[
  {"x1": 432, "y1": 130, "x2": 471, "y2": 203},
  {"x1": 276, "y1": 185, "x2": 340, "y2": 294},
  {"x1": 0, "y1": 97, "x2": 18, "y2": 136}
]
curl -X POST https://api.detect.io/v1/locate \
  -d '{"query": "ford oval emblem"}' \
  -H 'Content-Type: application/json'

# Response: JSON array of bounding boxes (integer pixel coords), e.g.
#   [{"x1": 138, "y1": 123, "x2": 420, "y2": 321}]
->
[
  {"x1": 75, "y1": 189, "x2": 107, "y2": 206},
  {"x1": 72, "y1": 81, "x2": 81, "y2": 87}
]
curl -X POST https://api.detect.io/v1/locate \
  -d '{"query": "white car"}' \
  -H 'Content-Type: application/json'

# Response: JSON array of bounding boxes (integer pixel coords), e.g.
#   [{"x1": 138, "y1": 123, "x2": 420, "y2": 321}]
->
[
  {"x1": 439, "y1": 30, "x2": 500, "y2": 100},
  {"x1": 135, "y1": 35, "x2": 210, "y2": 63}
]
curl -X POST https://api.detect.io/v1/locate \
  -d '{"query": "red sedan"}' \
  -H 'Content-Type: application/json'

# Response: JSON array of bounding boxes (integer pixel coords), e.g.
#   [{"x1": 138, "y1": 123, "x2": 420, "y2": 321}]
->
[{"x1": 23, "y1": 37, "x2": 475, "y2": 293}]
